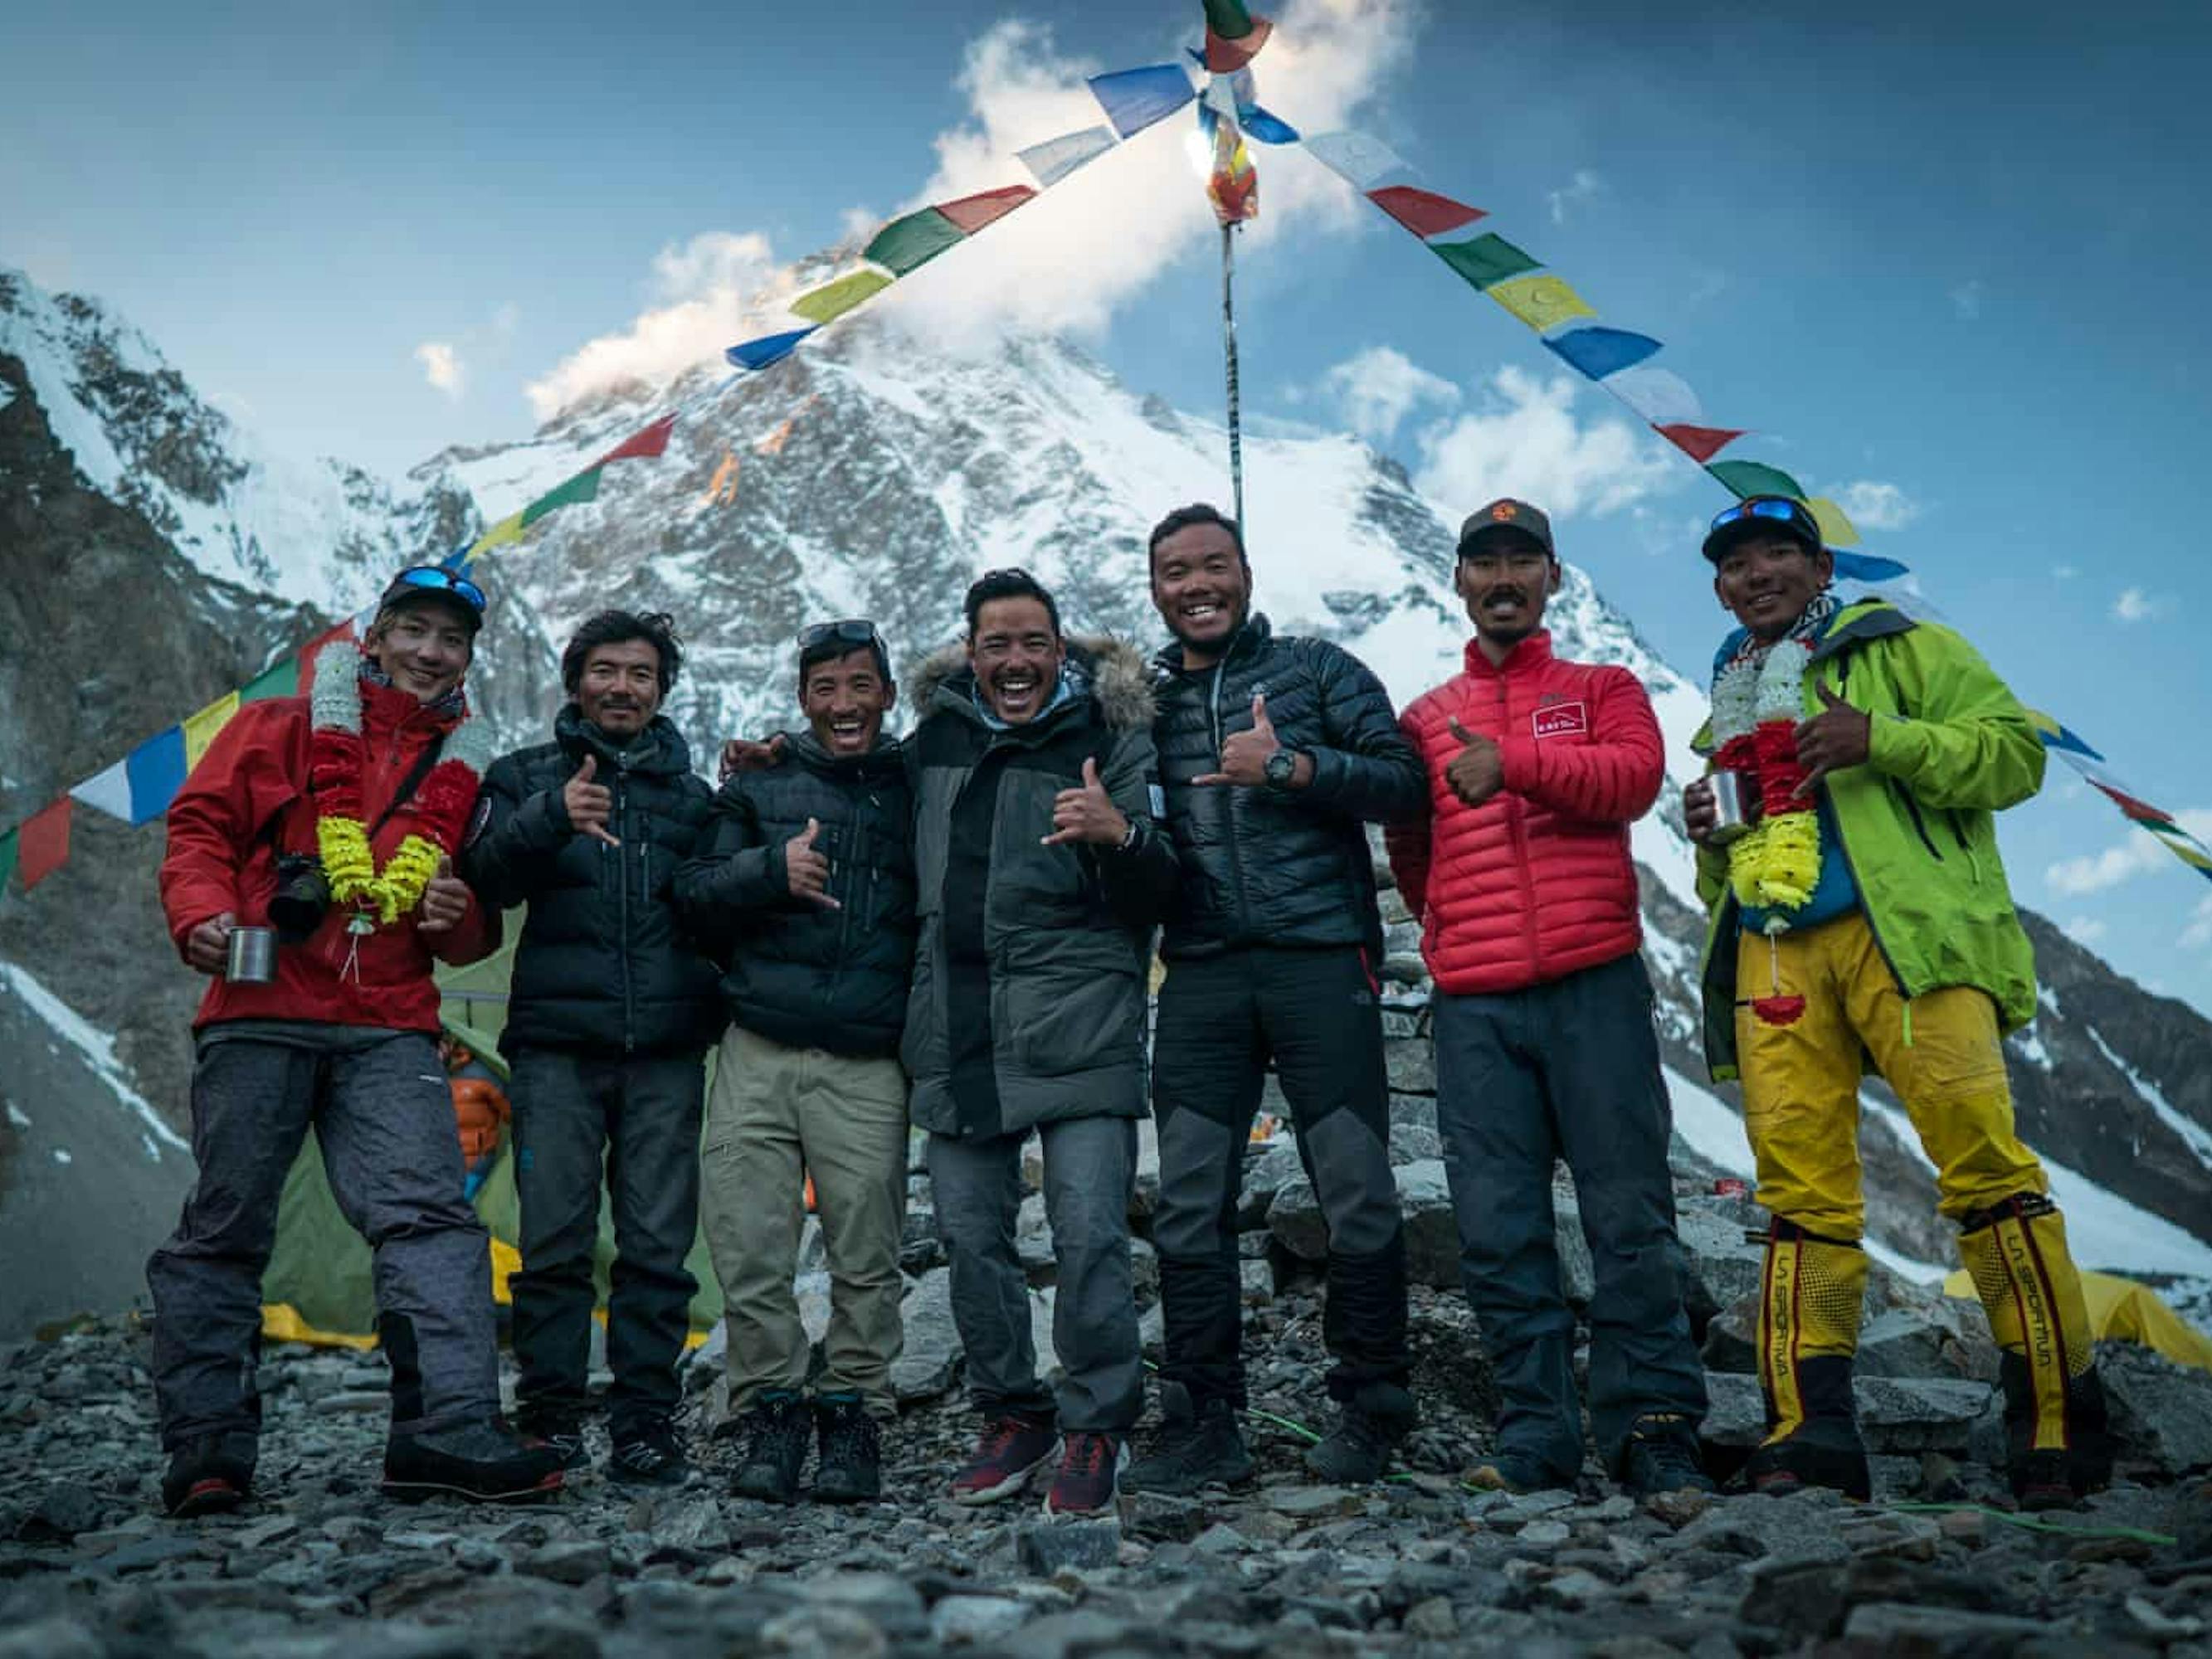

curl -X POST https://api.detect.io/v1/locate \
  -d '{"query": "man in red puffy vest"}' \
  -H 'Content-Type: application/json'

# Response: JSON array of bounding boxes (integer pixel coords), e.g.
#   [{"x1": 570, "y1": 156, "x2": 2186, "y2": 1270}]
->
[{"x1": 1386, "y1": 499, "x2": 1711, "y2": 1497}]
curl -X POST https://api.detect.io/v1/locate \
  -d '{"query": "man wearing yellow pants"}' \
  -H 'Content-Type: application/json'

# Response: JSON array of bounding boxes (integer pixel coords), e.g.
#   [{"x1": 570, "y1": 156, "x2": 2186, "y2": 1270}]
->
[{"x1": 1683, "y1": 496, "x2": 2108, "y2": 1510}]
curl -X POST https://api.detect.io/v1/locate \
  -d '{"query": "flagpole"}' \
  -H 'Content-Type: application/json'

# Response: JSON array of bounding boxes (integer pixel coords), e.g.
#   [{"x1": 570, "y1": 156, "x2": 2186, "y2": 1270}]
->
[{"x1": 1220, "y1": 221, "x2": 1245, "y2": 527}]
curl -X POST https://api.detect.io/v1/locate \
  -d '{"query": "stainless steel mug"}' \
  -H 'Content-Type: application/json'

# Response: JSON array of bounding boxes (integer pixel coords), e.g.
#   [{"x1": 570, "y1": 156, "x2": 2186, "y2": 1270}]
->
[
  {"x1": 225, "y1": 926, "x2": 277, "y2": 985},
  {"x1": 1704, "y1": 769, "x2": 1760, "y2": 845}
]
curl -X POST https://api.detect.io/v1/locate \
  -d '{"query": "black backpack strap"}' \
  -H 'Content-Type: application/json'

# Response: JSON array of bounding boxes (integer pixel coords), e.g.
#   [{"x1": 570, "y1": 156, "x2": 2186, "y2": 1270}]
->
[{"x1": 368, "y1": 733, "x2": 450, "y2": 840}]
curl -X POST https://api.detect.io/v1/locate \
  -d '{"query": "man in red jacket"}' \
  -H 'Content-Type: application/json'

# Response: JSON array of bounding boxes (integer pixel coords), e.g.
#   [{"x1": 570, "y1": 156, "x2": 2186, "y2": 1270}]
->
[
  {"x1": 1386, "y1": 499, "x2": 1710, "y2": 1496},
  {"x1": 149, "y1": 567, "x2": 563, "y2": 1515}
]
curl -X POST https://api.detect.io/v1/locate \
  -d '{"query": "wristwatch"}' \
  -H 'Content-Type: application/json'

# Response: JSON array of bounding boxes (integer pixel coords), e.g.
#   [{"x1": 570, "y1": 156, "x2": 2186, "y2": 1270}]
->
[{"x1": 1264, "y1": 747, "x2": 1303, "y2": 791}]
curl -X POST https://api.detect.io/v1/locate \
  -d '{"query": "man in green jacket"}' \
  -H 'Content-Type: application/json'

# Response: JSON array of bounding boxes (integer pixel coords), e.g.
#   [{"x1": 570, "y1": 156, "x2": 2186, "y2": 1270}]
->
[
  {"x1": 1683, "y1": 496, "x2": 2107, "y2": 1510},
  {"x1": 904, "y1": 568, "x2": 1180, "y2": 1516}
]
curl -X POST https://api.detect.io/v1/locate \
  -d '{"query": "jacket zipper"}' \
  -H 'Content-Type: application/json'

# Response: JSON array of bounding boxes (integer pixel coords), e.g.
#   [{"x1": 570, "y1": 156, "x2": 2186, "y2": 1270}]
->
[
  {"x1": 1494, "y1": 675, "x2": 1541, "y2": 982},
  {"x1": 1892, "y1": 780, "x2": 1943, "y2": 860},
  {"x1": 615, "y1": 766, "x2": 635, "y2": 1053},
  {"x1": 1209, "y1": 656, "x2": 1253, "y2": 938}
]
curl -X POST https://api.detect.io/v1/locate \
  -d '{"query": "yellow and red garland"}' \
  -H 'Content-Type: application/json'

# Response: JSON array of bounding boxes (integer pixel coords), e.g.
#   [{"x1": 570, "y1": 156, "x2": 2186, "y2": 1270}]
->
[{"x1": 1709, "y1": 633, "x2": 1821, "y2": 929}]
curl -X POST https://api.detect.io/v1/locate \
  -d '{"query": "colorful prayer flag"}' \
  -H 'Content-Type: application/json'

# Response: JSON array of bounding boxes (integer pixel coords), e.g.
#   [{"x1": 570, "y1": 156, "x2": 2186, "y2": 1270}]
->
[
  {"x1": 1207, "y1": 121, "x2": 1258, "y2": 225},
  {"x1": 1657, "y1": 423, "x2": 1747, "y2": 464},
  {"x1": 1601, "y1": 364, "x2": 1703, "y2": 426},
  {"x1": 1707, "y1": 459, "x2": 1806, "y2": 501},
  {"x1": 936, "y1": 185, "x2": 1036, "y2": 234},
  {"x1": 1087, "y1": 64, "x2": 1196, "y2": 139},
  {"x1": 1542, "y1": 326, "x2": 1661, "y2": 381},
  {"x1": 183, "y1": 691, "x2": 241, "y2": 771},
  {"x1": 1205, "y1": 17, "x2": 1274, "y2": 74},
  {"x1": 2029, "y1": 713, "x2": 2106, "y2": 761},
  {"x1": 592, "y1": 413, "x2": 677, "y2": 466},
  {"x1": 726, "y1": 328, "x2": 816, "y2": 372},
  {"x1": 15, "y1": 798, "x2": 71, "y2": 893},
  {"x1": 520, "y1": 468, "x2": 602, "y2": 528},
  {"x1": 1236, "y1": 105, "x2": 1298, "y2": 144},
  {"x1": 470, "y1": 510, "x2": 528, "y2": 552},
  {"x1": 1366, "y1": 186, "x2": 1484, "y2": 241},
  {"x1": 125, "y1": 727, "x2": 188, "y2": 825},
  {"x1": 70, "y1": 759, "x2": 134, "y2": 823},
  {"x1": 1485, "y1": 273, "x2": 1597, "y2": 333},
  {"x1": 1830, "y1": 550, "x2": 1912, "y2": 583},
  {"x1": 1430, "y1": 232, "x2": 1540, "y2": 291},
  {"x1": 1204, "y1": 0, "x2": 1259, "y2": 35},
  {"x1": 1806, "y1": 496, "x2": 1860, "y2": 548},
  {"x1": 1299, "y1": 129, "x2": 1409, "y2": 192},
  {"x1": 865, "y1": 208, "x2": 964, "y2": 276},
  {"x1": 0, "y1": 827, "x2": 14, "y2": 894},
  {"x1": 789, "y1": 267, "x2": 894, "y2": 326},
  {"x1": 241, "y1": 655, "x2": 300, "y2": 703},
  {"x1": 1017, "y1": 127, "x2": 1116, "y2": 189}
]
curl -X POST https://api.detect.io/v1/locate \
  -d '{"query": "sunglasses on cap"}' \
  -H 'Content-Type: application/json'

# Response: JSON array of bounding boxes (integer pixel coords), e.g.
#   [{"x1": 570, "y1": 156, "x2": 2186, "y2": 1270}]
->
[
  {"x1": 1706, "y1": 496, "x2": 1819, "y2": 544},
  {"x1": 797, "y1": 618, "x2": 884, "y2": 654},
  {"x1": 389, "y1": 565, "x2": 488, "y2": 613}
]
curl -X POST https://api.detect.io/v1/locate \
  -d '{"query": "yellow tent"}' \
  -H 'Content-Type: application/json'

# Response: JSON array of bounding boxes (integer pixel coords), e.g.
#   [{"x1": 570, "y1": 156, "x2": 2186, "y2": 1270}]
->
[{"x1": 1944, "y1": 1267, "x2": 2212, "y2": 1373}]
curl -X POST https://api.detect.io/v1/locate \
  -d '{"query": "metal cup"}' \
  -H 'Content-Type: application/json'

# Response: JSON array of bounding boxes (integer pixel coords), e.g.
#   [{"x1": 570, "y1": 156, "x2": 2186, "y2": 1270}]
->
[
  {"x1": 225, "y1": 926, "x2": 278, "y2": 985},
  {"x1": 1703, "y1": 770, "x2": 1760, "y2": 845}
]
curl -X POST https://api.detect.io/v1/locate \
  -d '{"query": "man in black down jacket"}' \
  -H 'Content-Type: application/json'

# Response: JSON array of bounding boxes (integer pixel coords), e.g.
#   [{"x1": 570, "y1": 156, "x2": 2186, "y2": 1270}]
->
[
  {"x1": 674, "y1": 620, "x2": 916, "y2": 1506},
  {"x1": 1127, "y1": 504, "x2": 1428, "y2": 1493},
  {"x1": 462, "y1": 611, "x2": 723, "y2": 1485}
]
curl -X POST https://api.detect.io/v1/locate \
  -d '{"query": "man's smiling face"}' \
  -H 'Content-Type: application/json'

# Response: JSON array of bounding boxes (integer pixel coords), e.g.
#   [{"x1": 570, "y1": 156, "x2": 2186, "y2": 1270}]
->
[
  {"x1": 967, "y1": 595, "x2": 1064, "y2": 725},
  {"x1": 1150, "y1": 520, "x2": 1251, "y2": 659}
]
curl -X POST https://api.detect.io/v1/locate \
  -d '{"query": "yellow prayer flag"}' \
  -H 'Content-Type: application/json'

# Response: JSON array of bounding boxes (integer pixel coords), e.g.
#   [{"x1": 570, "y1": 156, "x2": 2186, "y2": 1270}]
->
[
  {"x1": 1806, "y1": 496, "x2": 1861, "y2": 547},
  {"x1": 1485, "y1": 274, "x2": 1596, "y2": 333},
  {"x1": 790, "y1": 267, "x2": 894, "y2": 326},
  {"x1": 183, "y1": 691, "x2": 241, "y2": 770},
  {"x1": 469, "y1": 511, "x2": 528, "y2": 557}
]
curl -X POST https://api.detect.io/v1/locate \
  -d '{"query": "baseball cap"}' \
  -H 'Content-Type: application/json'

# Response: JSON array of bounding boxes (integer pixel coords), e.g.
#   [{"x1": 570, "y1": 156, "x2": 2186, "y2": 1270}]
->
[
  {"x1": 1459, "y1": 498, "x2": 1554, "y2": 557},
  {"x1": 375, "y1": 565, "x2": 485, "y2": 635},
  {"x1": 1701, "y1": 496, "x2": 1822, "y2": 563}
]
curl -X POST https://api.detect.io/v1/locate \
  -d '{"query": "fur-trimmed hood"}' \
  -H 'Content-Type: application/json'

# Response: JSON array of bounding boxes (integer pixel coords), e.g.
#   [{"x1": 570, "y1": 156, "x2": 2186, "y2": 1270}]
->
[{"x1": 910, "y1": 633, "x2": 1157, "y2": 734}]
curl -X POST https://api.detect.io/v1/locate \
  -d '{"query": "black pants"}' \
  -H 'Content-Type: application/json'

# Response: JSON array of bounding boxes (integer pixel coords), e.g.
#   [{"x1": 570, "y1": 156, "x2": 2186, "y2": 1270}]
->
[
  {"x1": 1151, "y1": 945, "x2": 1411, "y2": 1413},
  {"x1": 507, "y1": 1047, "x2": 703, "y2": 1434}
]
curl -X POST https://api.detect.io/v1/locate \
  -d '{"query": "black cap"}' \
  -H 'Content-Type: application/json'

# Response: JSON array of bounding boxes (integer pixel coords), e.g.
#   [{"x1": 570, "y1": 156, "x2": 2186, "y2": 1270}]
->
[
  {"x1": 374, "y1": 566, "x2": 485, "y2": 636},
  {"x1": 1459, "y1": 498, "x2": 1554, "y2": 557},
  {"x1": 1701, "y1": 496, "x2": 1823, "y2": 563}
]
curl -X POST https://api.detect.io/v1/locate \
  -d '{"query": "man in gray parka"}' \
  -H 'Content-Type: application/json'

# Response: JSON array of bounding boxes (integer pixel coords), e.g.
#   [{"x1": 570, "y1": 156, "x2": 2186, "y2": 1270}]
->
[{"x1": 905, "y1": 567, "x2": 1178, "y2": 1516}]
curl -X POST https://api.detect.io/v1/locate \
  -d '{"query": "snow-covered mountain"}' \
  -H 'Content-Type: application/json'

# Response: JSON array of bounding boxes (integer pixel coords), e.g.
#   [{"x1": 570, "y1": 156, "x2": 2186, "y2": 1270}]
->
[{"x1": 5, "y1": 261, "x2": 2210, "y2": 1328}]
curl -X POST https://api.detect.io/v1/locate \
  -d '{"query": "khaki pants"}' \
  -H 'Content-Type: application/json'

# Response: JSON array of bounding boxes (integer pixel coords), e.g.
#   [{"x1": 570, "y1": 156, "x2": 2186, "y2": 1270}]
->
[{"x1": 701, "y1": 1024, "x2": 909, "y2": 1415}]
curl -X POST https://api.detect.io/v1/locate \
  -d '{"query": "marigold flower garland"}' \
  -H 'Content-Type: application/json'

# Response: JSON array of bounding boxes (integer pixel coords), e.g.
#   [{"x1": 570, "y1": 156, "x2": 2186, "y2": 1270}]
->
[
  {"x1": 309, "y1": 641, "x2": 494, "y2": 929},
  {"x1": 1708, "y1": 620, "x2": 1827, "y2": 931}
]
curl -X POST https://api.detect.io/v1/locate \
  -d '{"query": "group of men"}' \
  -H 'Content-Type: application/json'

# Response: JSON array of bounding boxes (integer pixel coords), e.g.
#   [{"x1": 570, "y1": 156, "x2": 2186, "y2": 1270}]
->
[{"x1": 146, "y1": 491, "x2": 2111, "y2": 1523}]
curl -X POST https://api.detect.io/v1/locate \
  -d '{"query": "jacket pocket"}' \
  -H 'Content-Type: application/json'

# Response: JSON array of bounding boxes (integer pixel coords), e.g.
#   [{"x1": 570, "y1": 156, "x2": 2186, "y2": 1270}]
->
[
  {"x1": 1001, "y1": 936, "x2": 1143, "y2": 1078},
  {"x1": 1889, "y1": 780, "x2": 1943, "y2": 861}
]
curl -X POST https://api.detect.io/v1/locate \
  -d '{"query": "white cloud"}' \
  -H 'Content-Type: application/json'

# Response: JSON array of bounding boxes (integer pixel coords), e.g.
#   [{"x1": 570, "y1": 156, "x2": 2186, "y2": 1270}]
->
[
  {"x1": 2112, "y1": 586, "x2": 2171, "y2": 624},
  {"x1": 524, "y1": 231, "x2": 783, "y2": 419},
  {"x1": 1411, "y1": 366, "x2": 1678, "y2": 523},
  {"x1": 1320, "y1": 346, "x2": 1459, "y2": 445},
  {"x1": 1547, "y1": 168, "x2": 1604, "y2": 225},
  {"x1": 413, "y1": 341, "x2": 465, "y2": 399},
  {"x1": 2182, "y1": 895, "x2": 2212, "y2": 951},
  {"x1": 2045, "y1": 806, "x2": 2212, "y2": 896},
  {"x1": 1950, "y1": 280, "x2": 1984, "y2": 320},
  {"x1": 1830, "y1": 479, "x2": 1919, "y2": 532},
  {"x1": 2063, "y1": 917, "x2": 2107, "y2": 946}
]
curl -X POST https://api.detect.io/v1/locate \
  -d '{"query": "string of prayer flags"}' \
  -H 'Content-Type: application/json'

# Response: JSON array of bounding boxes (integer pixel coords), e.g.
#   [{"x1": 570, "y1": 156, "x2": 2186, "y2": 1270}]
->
[
  {"x1": 2025, "y1": 714, "x2": 2212, "y2": 883},
  {"x1": 1086, "y1": 64, "x2": 1199, "y2": 139}
]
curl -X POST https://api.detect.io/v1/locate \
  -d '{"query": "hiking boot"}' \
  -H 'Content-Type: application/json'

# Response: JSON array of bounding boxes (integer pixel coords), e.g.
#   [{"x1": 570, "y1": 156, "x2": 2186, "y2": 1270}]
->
[
  {"x1": 610, "y1": 1418, "x2": 689, "y2": 1487},
  {"x1": 1745, "y1": 1418, "x2": 1871, "y2": 1501},
  {"x1": 514, "y1": 1409, "x2": 591, "y2": 1473},
  {"x1": 1619, "y1": 1413, "x2": 1716, "y2": 1498},
  {"x1": 949, "y1": 1414, "x2": 1058, "y2": 1506},
  {"x1": 1304, "y1": 1397, "x2": 1410, "y2": 1485},
  {"x1": 1124, "y1": 1394, "x2": 1253, "y2": 1496},
  {"x1": 382, "y1": 1417, "x2": 565, "y2": 1505},
  {"x1": 1044, "y1": 1431, "x2": 1125, "y2": 1516},
  {"x1": 729, "y1": 1391, "x2": 812, "y2": 1504},
  {"x1": 1467, "y1": 1450, "x2": 1576, "y2": 1496},
  {"x1": 811, "y1": 1393, "x2": 883, "y2": 1505},
  {"x1": 162, "y1": 1433, "x2": 256, "y2": 1518}
]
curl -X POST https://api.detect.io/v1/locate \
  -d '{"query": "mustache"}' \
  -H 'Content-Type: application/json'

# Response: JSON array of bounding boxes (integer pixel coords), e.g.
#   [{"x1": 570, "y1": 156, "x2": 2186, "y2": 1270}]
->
[{"x1": 1478, "y1": 588, "x2": 1530, "y2": 605}]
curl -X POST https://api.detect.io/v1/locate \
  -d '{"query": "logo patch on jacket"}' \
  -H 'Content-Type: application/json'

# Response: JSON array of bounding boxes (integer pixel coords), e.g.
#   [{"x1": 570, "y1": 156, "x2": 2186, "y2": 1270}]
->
[{"x1": 1532, "y1": 701, "x2": 1587, "y2": 740}]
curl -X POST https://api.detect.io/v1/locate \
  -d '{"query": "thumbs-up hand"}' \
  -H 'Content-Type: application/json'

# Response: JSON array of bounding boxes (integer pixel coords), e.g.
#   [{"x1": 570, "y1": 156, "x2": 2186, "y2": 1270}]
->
[
  {"x1": 1043, "y1": 756, "x2": 1132, "y2": 848},
  {"x1": 1195, "y1": 692, "x2": 1289, "y2": 787},
  {"x1": 785, "y1": 816, "x2": 840, "y2": 908},
  {"x1": 1792, "y1": 679, "x2": 1871, "y2": 799},
  {"x1": 1442, "y1": 713, "x2": 1505, "y2": 809},
  {"x1": 563, "y1": 754, "x2": 621, "y2": 846},
  {"x1": 417, "y1": 854, "x2": 472, "y2": 935}
]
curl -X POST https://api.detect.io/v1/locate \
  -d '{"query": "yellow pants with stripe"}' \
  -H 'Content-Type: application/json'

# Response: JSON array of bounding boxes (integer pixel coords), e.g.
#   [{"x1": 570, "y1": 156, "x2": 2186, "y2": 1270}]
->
[{"x1": 1735, "y1": 912, "x2": 2048, "y2": 1241}]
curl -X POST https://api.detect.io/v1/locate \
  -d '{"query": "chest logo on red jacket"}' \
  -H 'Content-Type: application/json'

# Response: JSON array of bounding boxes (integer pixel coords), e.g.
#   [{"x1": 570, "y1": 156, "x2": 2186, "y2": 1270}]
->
[{"x1": 1532, "y1": 701, "x2": 1587, "y2": 740}]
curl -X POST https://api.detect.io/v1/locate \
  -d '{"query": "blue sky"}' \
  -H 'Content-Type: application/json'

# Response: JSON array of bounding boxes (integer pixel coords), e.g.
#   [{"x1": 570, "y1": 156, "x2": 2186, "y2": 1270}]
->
[{"x1": 7, "y1": 0, "x2": 2211, "y2": 1011}]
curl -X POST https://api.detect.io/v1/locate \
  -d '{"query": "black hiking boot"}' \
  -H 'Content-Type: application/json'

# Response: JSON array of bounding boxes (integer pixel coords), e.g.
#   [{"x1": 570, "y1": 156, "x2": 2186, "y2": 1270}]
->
[
  {"x1": 163, "y1": 1432, "x2": 256, "y2": 1518},
  {"x1": 1619, "y1": 1413, "x2": 1717, "y2": 1498},
  {"x1": 1304, "y1": 1386, "x2": 1413, "y2": 1485},
  {"x1": 811, "y1": 1393, "x2": 882, "y2": 1504},
  {"x1": 382, "y1": 1416, "x2": 565, "y2": 1505},
  {"x1": 611, "y1": 1417, "x2": 690, "y2": 1487},
  {"x1": 1744, "y1": 1417, "x2": 1872, "y2": 1501},
  {"x1": 1124, "y1": 1393, "x2": 1254, "y2": 1496},
  {"x1": 513, "y1": 1408, "x2": 591, "y2": 1473},
  {"x1": 729, "y1": 1390, "x2": 812, "y2": 1504}
]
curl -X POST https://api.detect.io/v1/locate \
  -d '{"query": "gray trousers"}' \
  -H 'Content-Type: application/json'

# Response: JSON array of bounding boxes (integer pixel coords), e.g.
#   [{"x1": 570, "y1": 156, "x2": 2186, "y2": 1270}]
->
[
  {"x1": 148, "y1": 1033, "x2": 499, "y2": 1449},
  {"x1": 1435, "y1": 952, "x2": 1708, "y2": 1477},
  {"x1": 927, "y1": 1116, "x2": 1141, "y2": 1433}
]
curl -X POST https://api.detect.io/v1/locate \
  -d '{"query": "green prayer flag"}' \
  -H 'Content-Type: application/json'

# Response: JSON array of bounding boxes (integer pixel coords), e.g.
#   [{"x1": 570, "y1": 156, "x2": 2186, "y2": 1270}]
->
[
  {"x1": 865, "y1": 208, "x2": 963, "y2": 277},
  {"x1": 790, "y1": 268, "x2": 894, "y2": 326},
  {"x1": 520, "y1": 467, "x2": 603, "y2": 528},
  {"x1": 1430, "y1": 233, "x2": 1540, "y2": 291},
  {"x1": 1708, "y1": 460, "x2": 1807, "y2": 502},
  {"x1": 0, "y1": 827, "x2": 17, "y2": 893},
  {"x1": 1205, "y1": 0, "x2": 1258, "y2": 38},
  {"x1": 241, "y1": 656, "x2": 300, "y2": 703}
]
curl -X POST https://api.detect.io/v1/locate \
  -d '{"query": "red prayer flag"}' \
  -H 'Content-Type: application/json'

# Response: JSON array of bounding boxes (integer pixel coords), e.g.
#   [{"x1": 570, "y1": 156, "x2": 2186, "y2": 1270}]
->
[
  {"x1": 2091, "y1": 780, "x2": 2174, "y2": 827},
  {"x1": 592, "y1": 414, "x2": 677, "y2": 469},
  {"x1": 1367, "y1": 186, "x2": 1485, "y2": 240},
  {"x1": 16, "y1": 797, "x2": 72, "y2": 892},
  {"x1": 1657, "y1": 422, "x2": 1747, "y2": 464},
  {"x1": 936, "y1": 185, "x2": 1037, "y2": 235},
  {"x1": 1204, "y1": 17, "x2": 1273, "y2": 73}
]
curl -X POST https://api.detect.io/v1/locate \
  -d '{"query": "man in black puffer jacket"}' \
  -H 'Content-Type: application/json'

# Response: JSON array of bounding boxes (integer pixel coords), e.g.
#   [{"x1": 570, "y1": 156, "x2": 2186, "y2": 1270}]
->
[
  {"x1": 462, "y1": 611, "x2": 722, "y2": 1486},
  {"x1": 675, "y1": 620, "x2": 917, "y2": 1506},
  {"x1": 1127, "y1": 504, "x2": 1428, "y2": 1494}
]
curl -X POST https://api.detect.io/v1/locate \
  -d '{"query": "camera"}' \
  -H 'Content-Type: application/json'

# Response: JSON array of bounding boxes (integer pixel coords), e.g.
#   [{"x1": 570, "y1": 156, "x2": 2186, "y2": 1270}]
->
[{"x1": 269, "y1": 854, "x2": 332, "y2": 942}]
